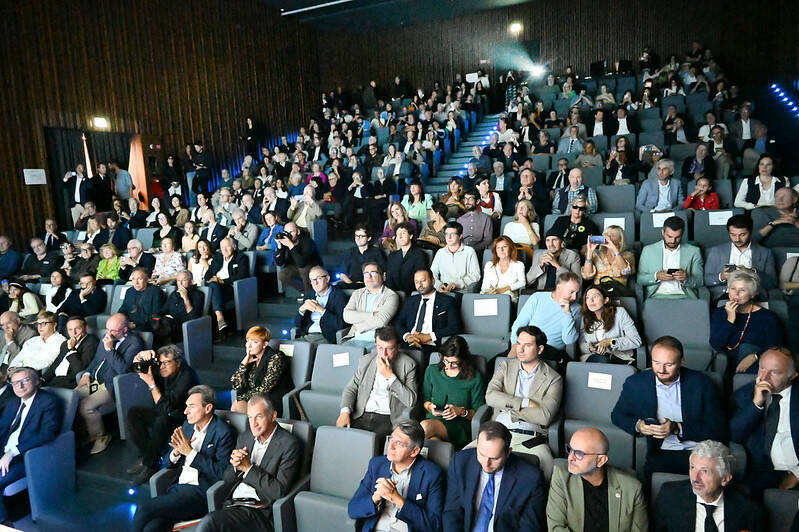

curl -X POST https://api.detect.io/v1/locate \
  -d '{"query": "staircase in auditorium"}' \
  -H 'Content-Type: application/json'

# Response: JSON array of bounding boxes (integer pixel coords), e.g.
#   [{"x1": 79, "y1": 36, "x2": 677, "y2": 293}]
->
[{"x1": 425, "y1": 114, "x2": 500, "y2": 195}]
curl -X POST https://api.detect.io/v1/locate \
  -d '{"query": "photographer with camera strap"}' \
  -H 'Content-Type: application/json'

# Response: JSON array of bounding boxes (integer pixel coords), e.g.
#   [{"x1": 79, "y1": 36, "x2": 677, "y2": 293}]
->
[{"x1": 126, "y1": 345, "x2": 199, "y2": 486}]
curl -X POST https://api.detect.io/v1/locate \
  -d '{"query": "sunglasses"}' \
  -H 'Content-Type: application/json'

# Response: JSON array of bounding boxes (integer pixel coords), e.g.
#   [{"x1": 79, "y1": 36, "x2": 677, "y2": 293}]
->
[
  {"x1": 566, "y1": 444, "x2": 603, "y2": 460},
  {"x1": 571, "y1": 205, "x2": 587, "y2": 211}
]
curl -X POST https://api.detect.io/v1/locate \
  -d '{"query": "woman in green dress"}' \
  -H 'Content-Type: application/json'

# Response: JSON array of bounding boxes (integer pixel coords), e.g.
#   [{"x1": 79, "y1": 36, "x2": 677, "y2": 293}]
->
[{"x1": 421, "y1": 336, "x2": 484, "y2": 449}]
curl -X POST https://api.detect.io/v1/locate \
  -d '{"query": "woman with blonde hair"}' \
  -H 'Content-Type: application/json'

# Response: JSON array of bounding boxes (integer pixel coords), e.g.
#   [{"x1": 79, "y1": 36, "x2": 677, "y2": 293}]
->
[
  {"x1": 379, "y1": 201, "x2": 417, "y2": 250},
  {"x1": 581, "y1": 225, "x2": 636, "y2": 295},
  {"x1": 502, "y1": 199, "x2": 540, "y2": 249}
]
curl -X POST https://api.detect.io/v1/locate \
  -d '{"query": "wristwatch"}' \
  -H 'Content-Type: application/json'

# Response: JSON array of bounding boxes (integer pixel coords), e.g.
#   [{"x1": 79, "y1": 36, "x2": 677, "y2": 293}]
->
[
  {"x1": 611, "y1": 339, "x2": 618, "y2": 349},
  {"x1": 148, "y1": 384, "x2": 156, "y2": 391}
]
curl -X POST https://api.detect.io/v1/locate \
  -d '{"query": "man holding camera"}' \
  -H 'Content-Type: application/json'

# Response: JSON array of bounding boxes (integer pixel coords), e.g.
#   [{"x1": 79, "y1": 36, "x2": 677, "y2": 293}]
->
[
  {"x1": 275, "y1": 222, "x2": 322, "y2": 298},
  {"x1": 126, "y1": 345, "x2": 200, "y2": 486}
]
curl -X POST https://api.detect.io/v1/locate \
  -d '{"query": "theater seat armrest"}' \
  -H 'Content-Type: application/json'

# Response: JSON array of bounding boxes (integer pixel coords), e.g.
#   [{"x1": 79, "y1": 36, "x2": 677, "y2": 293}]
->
[
  {"x1": 206, "y1": 480, "x2": 226, "y2": 512},
  {"x1": 283, "y1": 382, "x2": 312, "y2": 420},
  {"x1": 273, "y1": 474, "x2": 311, "y2": 532},
  {"x1": 471, "y1": 405, "x2": 493, "y2": 441},
  {"x1": 150, "y1": 468, "x2": 180, "y2": 498}
]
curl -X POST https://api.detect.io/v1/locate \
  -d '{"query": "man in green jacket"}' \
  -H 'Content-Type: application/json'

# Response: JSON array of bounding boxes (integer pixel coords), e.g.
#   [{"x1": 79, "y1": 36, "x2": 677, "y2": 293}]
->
[{"x1": 546, "y1": 427, "x2": 648, "y2": 532}]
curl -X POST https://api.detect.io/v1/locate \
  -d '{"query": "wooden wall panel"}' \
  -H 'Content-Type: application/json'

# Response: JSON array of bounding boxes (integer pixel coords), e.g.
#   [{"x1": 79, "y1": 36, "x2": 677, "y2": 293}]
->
[
  {"x1": 316, "y1": 0, "x2": 723, "y2": 92},
  {"x1": 0, "y1": 0, "x2": 319, "y2": 244}
]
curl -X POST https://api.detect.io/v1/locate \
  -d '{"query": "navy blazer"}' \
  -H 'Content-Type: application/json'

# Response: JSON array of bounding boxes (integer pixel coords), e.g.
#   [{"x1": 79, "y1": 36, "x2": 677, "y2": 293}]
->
[
  {"x1": 349, "y1": 455, "x2": 444, "y2": 532},
  {"x1": 204, "y1": 252, "x2": 249, "y2": 284},
  {"x1": 200, "y1": 224, "x2": 228, "y2": 251},
  {"x1": 84, "y1": 333, "x2": 144, "y2": 398},
  {"x1": 64, "y1": 174, "x2": 93, "y2": 206},
  {"x1": 119, "y1": 252, "x2": 156, "y2": 283},
  {"x1": 161, "y1": 415, "x2": 236, "y2": 492},
  {"x1": 395, "y1": 292, "x2": 462, "y2": 345},
  {"x1": 654, "y1": 479, "x2": 764, "y2": 532},
  {"x1": 94, "y1": 226, "x2": 132, "y2": 251},
  {"x1": 730, "y1": 380, "x2": 799, "y2": 472},
  {"x1": 443, "y1": 449, "x2": 546, "y2": 532},
  {"x1": 0, "y1": 389, "x2": 61, "y2": 458},
  {"x1": 294, "y1": 286, "x2": 348, "y2": 343},
  {"x1": 611, "y1": 368, "x2": 727, "y2": 451},
  {"x1": 119, "y1": 285, "x2": 165, "y2": 329}
]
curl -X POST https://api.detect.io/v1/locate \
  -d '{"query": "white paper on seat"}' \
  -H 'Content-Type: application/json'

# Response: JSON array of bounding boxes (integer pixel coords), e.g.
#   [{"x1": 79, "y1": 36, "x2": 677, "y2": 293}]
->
[
  {"x1": 587, "y1": 372, "x2": 613, "y2": 390},
  {"x1": 332, "y1": 352, "x2": 350, "y2": 367},
  {"x1": 474, "y1": 298, "x2": 498, "y2": 317},
  {"x1": 119, "y1": 286, "x2": 130, "y2": 299},
  {"x1": 77, "y1": 231, "x2": 86, "y2": 241},
  {"x1": 708, "y1": 210, "x2": 733, "y2": 226},
  {"x1": 787, "y1": 253, "x2": 799, "y2": 260},
  {"x1": 278, "y1": 344, "x2": 294, "y2": 357},
  {"x1": 603, "y1": 217, "x2": 626, "y2": 231},
  {"x1": 651, "y1": 212, "x2": 673, "y2": 228},
  {"x1": 278, "y1": 421, "x2": 294, "y2": 433}
]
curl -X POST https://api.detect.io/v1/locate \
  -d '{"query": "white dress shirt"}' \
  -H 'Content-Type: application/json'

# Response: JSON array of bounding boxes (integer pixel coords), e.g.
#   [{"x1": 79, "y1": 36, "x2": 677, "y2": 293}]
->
[
  {"x1": 403, "y1": 293, "x2": 437, "y2": 345},
  {"x1": 171, "y1": 421, "x2": 209, "y2": 486},
  {"x1": 363, "y1": 369, "x2": 397, "y2": 416},
  {"x1": 54, "y1": 335, "x2": 86, "y2": 377},
  {"x1": 12, "y1": 333, "x2": 67, "y2": 371},
  {"x1": 656, "y1": 377, "x2": 695, "y2": 451},
  {"x1": 694, "y1": 492, "x2": 725, "y2": 532},
  {"x1": 616, "y1": 118, "x2": 630, "y2": 135},
  {"x1": 770, "y1": 385, "x2": 799, "y2": 476},
  {"x1": 495, "y1": 362, "x2": 540, "y2": 432},
  {"x1": 728, "y1": 244, "x2": 753, "y2": 270},
  {"x1": 656, "y1": 244, "x2": 684, "y2": 296},
  {"x1": 231, "y1": 430, "x2": 275, "y2": 500},
  {"x1": 740, "y1": 119, "x2": 751, "y2": 140},
  {"x1": 4, "y1": 393, "x2": 36, "y2": 456},
  {"x1": 592, "y1": 122, "x2": 604, "y2": 136},
  {"x1": 217, "y1": 256, "x2": 233, "y2": 280}
]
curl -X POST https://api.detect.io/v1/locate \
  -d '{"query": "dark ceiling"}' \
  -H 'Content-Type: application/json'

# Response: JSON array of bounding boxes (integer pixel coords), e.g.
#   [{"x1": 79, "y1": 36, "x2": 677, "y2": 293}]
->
[{"x1": 258, "y1": 0, "x2": 532, "y2": 32}]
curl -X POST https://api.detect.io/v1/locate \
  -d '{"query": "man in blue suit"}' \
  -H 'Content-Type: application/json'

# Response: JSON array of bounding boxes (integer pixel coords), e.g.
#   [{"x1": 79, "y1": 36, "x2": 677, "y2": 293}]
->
[
  {"x1": 349, "y1": 420, "x2": 444, "y2": 532},
  {"x1": 77, "y1": 313, "x2": 144, "y2": 454},
  {"x1": 133, "y1": 385, "x2": 236, "y2": 532},
  {"x1": 443, "y1": 421, "x2": 546, "y2": 532},
  {"x1": 294, "y1": 266, "x2": 348, "y2": 344},
  {"x1": 395, "y1": 269, "x2": 462, "y2": 355},
  {"x1": 611, "y1": 336, "x2": 727, "y2": 487},
  {"x1": 0, "y1": 367, "x2": 61, "y2": 525},
  {"x1": 730, "y1": 346, "x2": 799, "y2": 496}
]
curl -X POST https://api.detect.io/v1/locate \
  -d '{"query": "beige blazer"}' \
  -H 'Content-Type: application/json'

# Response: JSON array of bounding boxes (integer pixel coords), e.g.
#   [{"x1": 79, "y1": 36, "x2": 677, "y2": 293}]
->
[
  {"x1": 485, "y1": 357, "x2": 562, "y2": 429},
  {"x1": 342, "y1": 286, "x2": 400, "y2": 338}
]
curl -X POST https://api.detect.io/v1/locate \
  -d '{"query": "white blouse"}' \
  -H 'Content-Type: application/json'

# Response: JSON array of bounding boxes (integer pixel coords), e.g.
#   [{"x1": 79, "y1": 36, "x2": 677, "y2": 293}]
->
[
  {"x1": 480, "y1": 260, "x2": 526, "y2": 302},
  {"x1": 502, "y1": 221, "x2": 540, "y2": 246}
]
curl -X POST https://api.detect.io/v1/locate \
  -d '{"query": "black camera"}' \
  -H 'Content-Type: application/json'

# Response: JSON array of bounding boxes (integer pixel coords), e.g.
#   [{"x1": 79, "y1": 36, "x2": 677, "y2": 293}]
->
[
  {"x1": 132, "y1": 358, "x2": 159, "y2": 374},
  {"x1": 275, "y1": 231, "x2": 290, "y2": 240}
]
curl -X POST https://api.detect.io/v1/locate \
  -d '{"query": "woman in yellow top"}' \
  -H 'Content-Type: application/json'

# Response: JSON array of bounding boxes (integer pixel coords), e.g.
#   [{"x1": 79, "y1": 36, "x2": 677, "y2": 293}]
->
[
  {"x1": 581, "y1": 225, "x2": 636, "y2": 295},
  {"x1": 96, "y1": 243, "x2": 121, "y2": 283}
]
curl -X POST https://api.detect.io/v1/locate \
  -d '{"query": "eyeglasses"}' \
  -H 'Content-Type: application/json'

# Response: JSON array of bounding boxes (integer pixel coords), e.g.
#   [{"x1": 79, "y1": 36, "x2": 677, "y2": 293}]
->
[
  {"x1": 310, "y1": 275, "x2": 329, "y2": 283},
  {"x1": 35, "y1": 321, "x2": 55, "y2": 327},
  {"x1": 442, "y1": 359, "x2": 461, "y2": 368},
  {"x1": 354, "y1": 234, "x2": 369, "y2": 239},
  {"x1": 386, "y1": 436, "x2": 410, "y2": 449},
  {"x1": 11, "y1": 377, "x2": 32, "y2": 388},
  {"x1": 566, "y1": 444, "x2": 604, "y2": 460},
  {"x1": 571, "y1": 205, "x2": 587, "y2": 211},
  {"x1": 363, "y1": 271, "x2": 381, "y2": 277}
]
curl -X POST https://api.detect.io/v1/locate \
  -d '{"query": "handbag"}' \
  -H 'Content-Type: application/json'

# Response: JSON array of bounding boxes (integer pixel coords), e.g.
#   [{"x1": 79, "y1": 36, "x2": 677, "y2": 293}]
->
[{"x1": 598, "y1": 276, "x2": 633, "y2": 297}]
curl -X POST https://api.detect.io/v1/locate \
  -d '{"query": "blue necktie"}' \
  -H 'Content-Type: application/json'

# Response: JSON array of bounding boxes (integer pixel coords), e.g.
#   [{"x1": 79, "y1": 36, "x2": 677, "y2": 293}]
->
[{"x1": 472, "y1": 472, "x2": 495, "y2": 532}]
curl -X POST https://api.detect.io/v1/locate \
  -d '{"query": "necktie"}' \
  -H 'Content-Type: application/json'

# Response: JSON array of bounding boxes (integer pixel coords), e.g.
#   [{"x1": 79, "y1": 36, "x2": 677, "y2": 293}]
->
[
  {"x1": 701, "y1": 503, "x2": 719, "y2": 532},
  {"x1": 765, "y1": 393, "x2": 782, "y2": 453},
  {"x1": 9, "y1": 402, "x2": 26, "y2": 433},
  {"x1": 568, "y1": 139, "x2": 575, "y2": 153},
  {"x1": 414, "y1": 298, "x2": 428, "y2": 334},
  {"x1": 473, "y1": 472, "x2": 495, "y2": 532}
]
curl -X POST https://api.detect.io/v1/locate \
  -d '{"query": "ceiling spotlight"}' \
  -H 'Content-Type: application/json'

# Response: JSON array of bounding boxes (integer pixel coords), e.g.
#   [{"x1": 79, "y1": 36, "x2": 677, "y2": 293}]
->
[{"x1": 508, "y1": 22, "x2": 523, "y2": 36}]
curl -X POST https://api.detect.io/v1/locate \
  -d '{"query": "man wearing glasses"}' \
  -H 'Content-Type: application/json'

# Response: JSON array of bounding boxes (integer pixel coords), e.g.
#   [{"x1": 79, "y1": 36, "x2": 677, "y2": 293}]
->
[
  {"x1": 295, "y1": 266, "x2": 347, "y2": 344},
  {"x1": 58, "y1": 274, "x2": 107, "y2": 324},
  {"x1": 0, "y1": 367, "x2": 60, "y2": 526},
  {"x1": 126, "y1": 345, "x2": 200, "y2": 486},
  {"x1": 275, "y1": 221, "x2": 323, "y2": 300},
  {"x1": 342, "y1": 263, "x2": 399, "y2": 348},
  {"x1": 551, "y1": 168, "x2": 598, "y2": 215},
  {"x1": 546, "y1": 428, "x2": 648, "y2": 531},
  {"x1": 338, "y1": 223, "x2": 386, "y2": 288},
  {"x1": 40, "y1": 218, "x2": 68, "y2": 252},
  {"x1": 9, "y1": 311, "x2": 66, "y2": 371},
  {"x1": 547, "y1": 194, "x2": 599, "y2": 252},
  {"x1": 348, "y1": 420, "x2": 444, "y2": 532}
]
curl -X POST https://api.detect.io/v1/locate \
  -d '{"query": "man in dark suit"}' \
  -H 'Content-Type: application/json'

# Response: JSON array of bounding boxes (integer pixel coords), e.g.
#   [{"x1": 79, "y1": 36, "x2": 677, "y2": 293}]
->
[
  {"x1": 294, "y1": 266, "x2": 347, "y2": 344},
  {"x1": 395, "y1": 269, "x2": 462, "y2": 355},
  {"x1": 197, "y1": 393, "x2": 300, "y2": 532},
  {"x1": 41, "y1": 219, "x2": 68, "y2": 252},
  {"x1": 385, "y1": 223, "x2": 428, "y2": 295},
  {"x1": 275, "y1": 222, "x2": 323, "y2": 298},
  {"x1": 58, "y1": 274, "x2": 107, "y2": 322},
  {"x1": 77, "y1": 313, "x2": 144, "y2": 454},
  {"x1": 119, "y1": 268, "x2": 165, "y2": 332},
  {"x1": 62, "y1": 163, "x2": 94, "y2": 226},
  {"x1": 653, "y1": 440, "x2": 764, "y2": 532},
  {"x1": 0, "y1": 370, "x2": 15, "y2": 414},
  {"x1": 546, "y1": 158, "x2": 571, "y2": 196},
  {"x1": 41, "y1": 316, "x2": 98, "y2": 389},
  {"x1": 132, "y1": 385, "x2": 235, "y2": 532},
  {"x1": 443, "y1": 421, "x2": 546, "y2": 531},
  {"x1": 0, "y1": 367, "x2": 61, "y2": 525},
  {"x1": 730, "y1": 346, "x2": 799, "y2": 495},
  {"x1": 94, "y1": 214, "x2": 132, "y2": 251},
  {"x1": 205, "y1": 238, "x2": 250, "y2": 333},
  {"x1": 199, "y1": 209, "x2": 228, "y2": 251},
  {"x1": 262, "y1": 187, "x2": 290, "y2": 224},
  {"x1": 118, "y1": 239, "x2": 156, "y2": 283},
  {"x1": 507, "y1": 167, "x2": 550, "y2": 218},
  {"x1": 606, "y1": 107, "x2": 638, "y2": 137},
  {"x1": 349, "y1": 420, "x2": 444, "y2": 532},
  {"x1": 611, "y1": 336, "x2": 727, "y2": 486}
]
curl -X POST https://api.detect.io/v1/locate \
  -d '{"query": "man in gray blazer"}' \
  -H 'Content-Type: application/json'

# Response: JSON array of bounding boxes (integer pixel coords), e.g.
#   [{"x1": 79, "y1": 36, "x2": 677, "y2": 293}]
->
[
  {"x1": 342, "y1": 262, "x2": 400, "y2": 350},
  {"x1": 197, "y1": 393, "x2": 300, "y2": 532},
  {"x1": 635, "y1": 159, "x2": 685, "y2": 214},
  {"x1": 526, "y1": 230, "x2": 582, "y2": 291},
  {"x1": 704, "y1": 214, "x2": 776, "y2": 300},
  {"x1": 336, "y1": 327, "x2": 418, "y2": 440}
]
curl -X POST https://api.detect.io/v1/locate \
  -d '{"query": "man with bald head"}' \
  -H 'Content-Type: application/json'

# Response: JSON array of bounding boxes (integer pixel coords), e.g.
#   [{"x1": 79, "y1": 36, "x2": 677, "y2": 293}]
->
[
  {"x1": 547, "y1": 427, "x2": 648, "y2": 531},
  {"x1": 275, "y1": 221, "x2": 322, "y2": 298},
  {"x1": 77, "y1": 313, "x2": 144, "y2": 454},
  {"x1": 18, "y1": 238, "x2": 63, "y2": 282},
  {"x1": 227, "y1": 209, "x2": 258, "y2": 251}
]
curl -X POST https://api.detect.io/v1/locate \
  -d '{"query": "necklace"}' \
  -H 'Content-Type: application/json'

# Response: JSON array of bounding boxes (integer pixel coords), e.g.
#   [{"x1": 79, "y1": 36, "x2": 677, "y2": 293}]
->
[{"x1": 726, "y1": 307, "x2": 753, "y2": 350}]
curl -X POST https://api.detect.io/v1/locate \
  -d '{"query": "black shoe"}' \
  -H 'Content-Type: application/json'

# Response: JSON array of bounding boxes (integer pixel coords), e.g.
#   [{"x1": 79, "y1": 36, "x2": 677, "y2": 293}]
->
[
  {"x1": 131, "y1": 467, "x2": 158, "y2": 487},
  {"x1": 126, "y1": 460, "x2": 145, "y2": 476}
]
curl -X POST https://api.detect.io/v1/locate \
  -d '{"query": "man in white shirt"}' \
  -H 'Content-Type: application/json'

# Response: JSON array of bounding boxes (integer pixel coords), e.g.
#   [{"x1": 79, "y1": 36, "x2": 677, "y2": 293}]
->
[
  {"x1": 614, "y1": 107, "x2": 632, "y2": 136},
  {"x1": 132, "y1": 385, "x2": 235, "y2": 532},
  {"x1": 591, "y1": 109, "x2": 606, "y2": 137},
  {"x1": 430, "y1": 222, "x2": 481, "y2": 294},
  {"x1": 10, "y1": 311, "x2": 66, "y2": 372},
  {"x1": 653, "y1": 440, "x2": 764, "y2": 532},
  {"x1": 198, "y1": 393, "x2": 301, "y2": 531}
]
